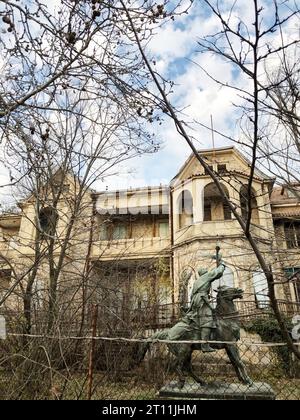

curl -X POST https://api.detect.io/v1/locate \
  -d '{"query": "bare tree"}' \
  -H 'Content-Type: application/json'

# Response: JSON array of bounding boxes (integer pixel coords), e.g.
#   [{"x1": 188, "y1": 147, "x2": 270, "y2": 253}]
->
[
  {"x1": 0, "y1": 0, "x2": 191, "y2": 332},
  {"x1": 0, "y1": 97, "x2": 160, "y2": 334},
  {"x1": 122, "y1": 0, "x2": 300, "y2": 358}
]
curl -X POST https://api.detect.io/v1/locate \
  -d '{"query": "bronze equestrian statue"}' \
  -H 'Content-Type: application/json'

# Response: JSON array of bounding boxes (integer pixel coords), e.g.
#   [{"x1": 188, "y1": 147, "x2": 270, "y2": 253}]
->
[{"x1": 138, "y1": 259, "x2": 253, "y2": 388}]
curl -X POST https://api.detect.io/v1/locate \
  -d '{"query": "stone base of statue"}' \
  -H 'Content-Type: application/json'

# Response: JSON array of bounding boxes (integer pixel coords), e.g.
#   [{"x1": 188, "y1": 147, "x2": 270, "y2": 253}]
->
[{"x1": 159, "y1": 380, "x2": 276, "y2": 400}]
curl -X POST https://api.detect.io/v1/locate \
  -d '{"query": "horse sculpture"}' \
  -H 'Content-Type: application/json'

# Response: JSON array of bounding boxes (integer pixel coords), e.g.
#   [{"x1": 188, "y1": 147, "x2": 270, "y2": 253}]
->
[{"x1": 138, "y1": 286, "x2": 253, "y2": 388}]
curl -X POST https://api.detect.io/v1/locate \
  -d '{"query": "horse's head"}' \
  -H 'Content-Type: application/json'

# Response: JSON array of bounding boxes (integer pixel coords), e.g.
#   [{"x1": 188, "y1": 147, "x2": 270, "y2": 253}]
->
[
  {"x1": 216, "y1": 286, "x2": 244, "y2": 302},
  {"x1": 215, "y1": 286, "x2": 244, "y2": 318}
]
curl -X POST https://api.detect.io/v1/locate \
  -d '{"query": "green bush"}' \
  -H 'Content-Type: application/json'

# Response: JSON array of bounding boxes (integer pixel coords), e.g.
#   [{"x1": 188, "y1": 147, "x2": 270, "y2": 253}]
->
[{"x1": 244, "y1": 317, "x2": 299, "y2": 378}]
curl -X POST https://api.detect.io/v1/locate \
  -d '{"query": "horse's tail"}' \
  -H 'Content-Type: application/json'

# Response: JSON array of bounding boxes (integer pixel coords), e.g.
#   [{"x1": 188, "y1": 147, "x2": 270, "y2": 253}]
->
[{"x1": 136, "y1": 330, "x2": 169, "y2": 363}]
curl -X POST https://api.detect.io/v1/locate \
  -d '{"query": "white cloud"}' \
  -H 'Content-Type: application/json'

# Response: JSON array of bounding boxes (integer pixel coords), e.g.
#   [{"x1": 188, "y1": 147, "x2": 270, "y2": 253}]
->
[{"x1": 1, "y1": 0, "x2": 298, "y2": 196}]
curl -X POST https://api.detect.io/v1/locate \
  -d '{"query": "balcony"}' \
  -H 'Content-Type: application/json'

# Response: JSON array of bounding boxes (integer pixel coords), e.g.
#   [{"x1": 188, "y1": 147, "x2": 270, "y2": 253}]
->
[
  {"x1": 174, "y1": 219, "x2": 270, "y2": 245},
  {"x1": 175, "y1": 219, "x2": 242, "y2": 244},
  {"x1": 91, "y1": 237, "x2": 171, "y2": 260}
]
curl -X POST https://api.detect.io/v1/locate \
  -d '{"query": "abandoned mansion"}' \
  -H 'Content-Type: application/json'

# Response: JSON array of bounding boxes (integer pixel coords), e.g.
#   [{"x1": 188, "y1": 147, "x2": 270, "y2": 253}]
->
[{"x1": 0, "y1": 147, "x2": 300, "y2": 330}]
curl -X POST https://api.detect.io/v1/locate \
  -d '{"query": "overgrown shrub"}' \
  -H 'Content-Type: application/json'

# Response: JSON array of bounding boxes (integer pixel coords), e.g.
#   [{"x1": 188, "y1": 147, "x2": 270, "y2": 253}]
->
[{"x1": 244, "y1": 317, "x2": 299, "y2": 378}]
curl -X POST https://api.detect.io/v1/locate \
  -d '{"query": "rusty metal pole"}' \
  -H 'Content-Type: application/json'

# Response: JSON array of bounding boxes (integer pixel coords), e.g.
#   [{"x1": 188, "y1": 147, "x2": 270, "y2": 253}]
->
[{"x1": 87, "y1": 304, "x2": 98, "y2": 400}]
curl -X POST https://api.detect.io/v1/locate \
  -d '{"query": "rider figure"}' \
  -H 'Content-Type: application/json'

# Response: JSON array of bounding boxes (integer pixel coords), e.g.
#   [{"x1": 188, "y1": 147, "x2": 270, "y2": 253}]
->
[{"x1": 182, "y1": 259, "x2": 226, "y2": 352}]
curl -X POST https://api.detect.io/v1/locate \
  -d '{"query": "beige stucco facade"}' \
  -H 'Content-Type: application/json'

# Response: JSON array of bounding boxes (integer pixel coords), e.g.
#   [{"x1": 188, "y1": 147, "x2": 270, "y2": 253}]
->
[{"x1": 0, "y1": 147, "x2": 300, "y2": 324}]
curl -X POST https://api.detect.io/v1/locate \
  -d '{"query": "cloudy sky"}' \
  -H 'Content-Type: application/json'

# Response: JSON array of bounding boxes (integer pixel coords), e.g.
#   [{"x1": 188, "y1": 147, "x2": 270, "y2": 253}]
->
[
  {"x1": 101, "y1": 0, "x2": 299, "y2": 191},
  {"x1": 0, "y1": 0, "x2": 298, "y2": 204}
]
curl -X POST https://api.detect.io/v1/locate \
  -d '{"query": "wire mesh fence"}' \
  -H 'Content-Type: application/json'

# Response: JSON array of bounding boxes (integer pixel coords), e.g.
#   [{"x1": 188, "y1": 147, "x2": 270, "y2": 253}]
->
[{"x1": 0, "y1": 332, "x2": 299, "y2": 400}]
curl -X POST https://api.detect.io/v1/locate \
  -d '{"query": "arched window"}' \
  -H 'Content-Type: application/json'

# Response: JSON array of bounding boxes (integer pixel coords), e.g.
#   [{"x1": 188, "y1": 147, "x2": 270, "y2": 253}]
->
[
  {"x1": 211, "y1": 266, "x2": 234, "y2": 305},
  {"x1": 178, "y1": 190, "x2": 194, "y2": 229},
  {"x1": 252, "y1": 269, "x2": 269, "y2": 309},
  {"x1": 240, "y1": 185, "x2": 259, "y2": 224},
  {"x1": 39, "y1": 207, "x2": 58, "y2": 236},
  {"x1": 203, "y1": 183, "x2": 231, "y2": 221}
]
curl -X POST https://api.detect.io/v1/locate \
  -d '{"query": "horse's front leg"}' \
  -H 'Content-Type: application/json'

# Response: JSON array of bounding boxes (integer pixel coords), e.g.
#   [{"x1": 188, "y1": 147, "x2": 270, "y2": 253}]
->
[
  {"x1": 175, "y1": 344, "x2": 196, "y2": 389},
  {"x1": 225, "y1": 345, "x2": 253, "y2": 386},
  {"x1": 169, "y1": 344, "x2": 187, "y2": 389},
  {"x1": 188, "y1": 367, "x2": 206, "y2": 386},
  {"x1": 176, "y1": 362, "x2": 186, "y2": 389}
]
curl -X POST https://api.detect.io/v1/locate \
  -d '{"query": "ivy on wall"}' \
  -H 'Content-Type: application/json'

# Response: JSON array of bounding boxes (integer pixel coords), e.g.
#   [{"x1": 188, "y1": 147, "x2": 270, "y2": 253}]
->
[{"x1": 244, "y1": 317, "x2": 299, "y2": 378}]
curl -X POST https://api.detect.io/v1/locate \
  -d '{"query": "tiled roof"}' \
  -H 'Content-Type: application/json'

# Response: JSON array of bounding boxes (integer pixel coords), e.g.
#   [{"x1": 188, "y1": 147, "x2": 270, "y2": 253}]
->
[
  {"x1": 271, "y1": 185, "x2": 300, "y2": 204},
  {"x1": 272, "y1": 208, "x2": 300, "y2": 218}
]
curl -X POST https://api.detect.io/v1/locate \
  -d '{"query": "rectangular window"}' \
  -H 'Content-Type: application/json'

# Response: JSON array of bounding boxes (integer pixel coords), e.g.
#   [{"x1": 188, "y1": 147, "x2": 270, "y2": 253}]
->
[
  {"x1": 112, "y1": 224, "x2": 127, "y2": 240},
  {"x1": 53, "y1": 183, "x2": 70, "y2": 194},
  {"x1": 204, "y1": 165, "x2": 214, "y2": 175},
  {"x1": 296, "y1": 280, "x2": 300, "y2": 303},
  {"x1": 158, "y1": 221, "x2": 169, "y2": 238},
  {"x1": 218, "y1": 164, "x2": 227, "y2": 174},
  {"x1": 223, "y1": 203, "x2": 232, "y2": 220},
  {"x1": 284, "y1": 222, "x2": 300, "y2": 249},
  {"x1": 204, "y1": 203, "x2": 212, "y2": 221},
  {"x1": 99, "y1": 224, "x2": 109, "y2": 241},
  {"x1": 296, "y1": 226, "x2": 300, "y2": 247},
  {"x1": 284, "y1": 267, "x2": 300, "y2": 303},
  {"x1": 252, "y1": 271, "x2": 270, "y2": 309}
]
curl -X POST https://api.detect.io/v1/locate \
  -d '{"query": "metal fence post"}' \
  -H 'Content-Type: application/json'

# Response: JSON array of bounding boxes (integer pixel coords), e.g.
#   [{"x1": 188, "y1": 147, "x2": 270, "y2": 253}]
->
[{"x1": 87, "y1": 304, "x2": 98, "y2": 400}]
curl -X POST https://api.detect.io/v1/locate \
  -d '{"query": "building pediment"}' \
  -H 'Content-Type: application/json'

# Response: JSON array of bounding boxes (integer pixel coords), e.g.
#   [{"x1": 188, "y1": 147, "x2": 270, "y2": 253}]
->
[{"x1": 171, "y1": 147, "x2": 274, "y2": 186}]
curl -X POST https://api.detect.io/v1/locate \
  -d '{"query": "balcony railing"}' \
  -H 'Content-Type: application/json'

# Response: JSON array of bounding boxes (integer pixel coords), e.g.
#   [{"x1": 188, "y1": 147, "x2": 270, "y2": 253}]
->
[
  {"x1": 130, "y1": 299, "x2": 300, "y2": 329},
  {"x1": 2, "y1": 300, "x2": 299, "y2": 337},
  {"x1": 91, "y1": 237, "x2": 171, "y2": 260}
]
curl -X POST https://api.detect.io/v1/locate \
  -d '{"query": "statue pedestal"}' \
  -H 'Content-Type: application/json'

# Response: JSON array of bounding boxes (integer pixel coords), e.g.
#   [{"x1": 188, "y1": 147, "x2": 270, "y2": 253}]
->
[{"x1": 159, "y1": 381, "x2": 276, "y2": 400}]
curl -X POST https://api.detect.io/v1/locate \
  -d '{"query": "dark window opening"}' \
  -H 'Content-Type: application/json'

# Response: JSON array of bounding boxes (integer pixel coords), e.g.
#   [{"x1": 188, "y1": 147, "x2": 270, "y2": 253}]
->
[
  {"x1": 284, "y1": 267, "x2": 300, "y2": 303},
  {"x1": 204, "y1": 165, "x2": 214, "y2": 175},
  {"x1": 0, "y1": 269, "x2": 11, "y2": 296},
  {"x1": 218, "y1": 164, "x2": 227, "y2": 174},
  {"x1": 204, "y1": 203, "x2": 212, "y2": 221},
  {"x1": 223, "y1": 202, "x2": 232, "y2": 220},
  {"x1": 39, "y1": 207, "x2": 58, "y2": 236},
  {"x1": 53, "y1": 183, "x2": 70, "y2": 194},
  {"x1": 295, "y1": 280, "x2": 300, "y2": 303},
  {"x1": 203, "y1": 183, "x2": 231, "y2": 221},
  {"x1": 284, "y1": 222, "x2": 300, "y2": 249}
]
